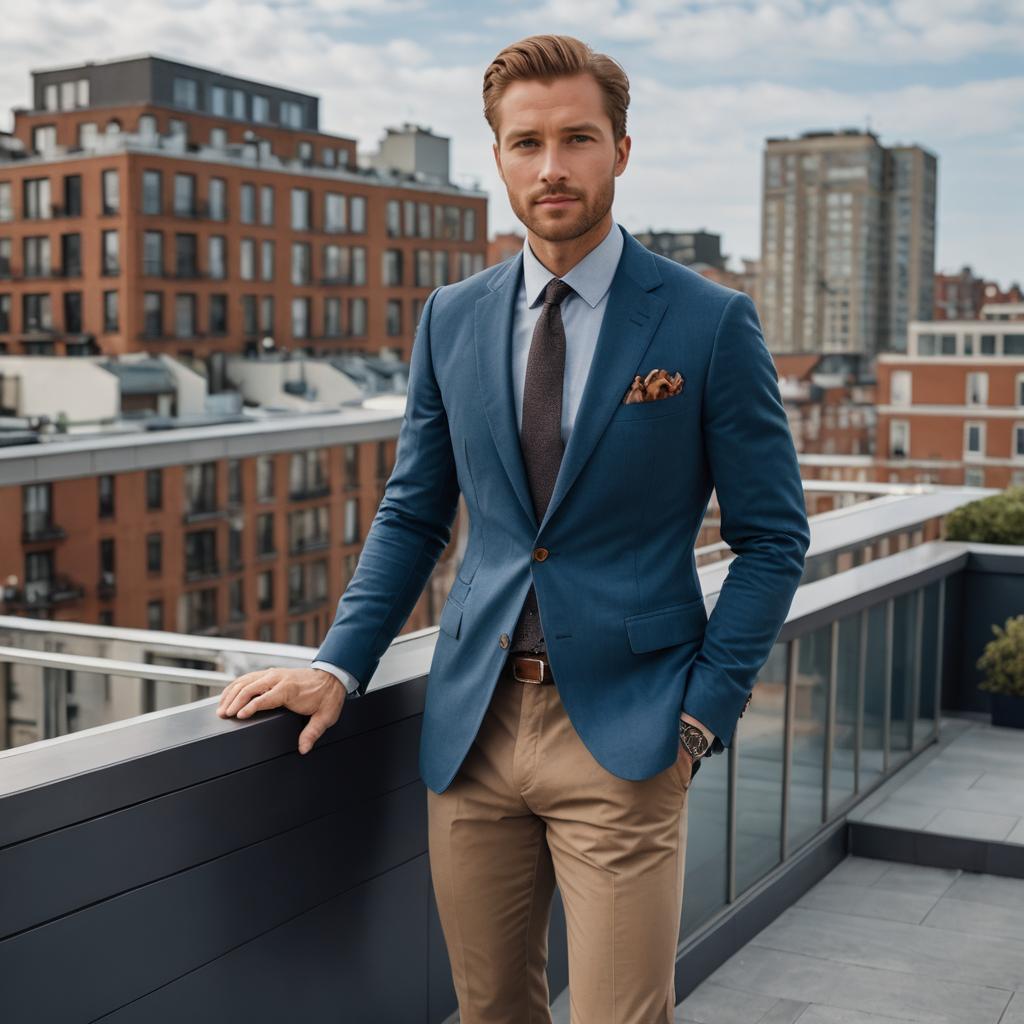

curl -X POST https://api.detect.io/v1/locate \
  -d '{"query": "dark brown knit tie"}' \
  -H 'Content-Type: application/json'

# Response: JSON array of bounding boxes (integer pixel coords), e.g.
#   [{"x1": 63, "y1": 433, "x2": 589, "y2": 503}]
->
[{"x1": 510, "y1": 276, "x2": 573, "y2": 656}]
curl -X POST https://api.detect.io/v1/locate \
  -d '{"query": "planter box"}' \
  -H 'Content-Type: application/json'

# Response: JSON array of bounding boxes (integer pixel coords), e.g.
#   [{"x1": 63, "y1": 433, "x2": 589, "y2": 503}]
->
[{"x1": 990, "y1": 692, "x2": 1024, "y2": 729}]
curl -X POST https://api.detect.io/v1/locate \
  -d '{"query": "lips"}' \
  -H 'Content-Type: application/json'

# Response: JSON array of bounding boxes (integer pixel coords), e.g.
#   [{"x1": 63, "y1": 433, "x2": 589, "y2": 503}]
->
[{"x1": 537, "y1": 196, "x2": 577, "y2": 205}]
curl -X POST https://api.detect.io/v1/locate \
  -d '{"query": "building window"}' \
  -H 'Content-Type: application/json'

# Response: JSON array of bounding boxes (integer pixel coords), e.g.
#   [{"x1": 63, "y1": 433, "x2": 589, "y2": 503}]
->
[
  {"x1": 965, "y1": 421, "x2": 985, "y2": 458},
  {"x1": 209, "y1": 293, "x2": 228, "y2": 335},
  {"x1": 260, "y1": 239, "x2": 274, "y2": 282},
  {"x1": 174, "y1": 294, "x2": 196, "y2": 338},
  {"x1": 208, "y1": 235, "x2": 227, "y2": 280},
  {"x1": 98, "y1": 474, "x2": 115, "y2": 518},
  {"x1": 173, "y1": 77, "x2": 199, "y2": 109},
  {"x1": 418, "y1": 202, "x2": 431, "y2": 238},
  {"x1": 78, "y1": 122, "x2": 99, "y2": 149},
  {"x1": 174, "y1": 233, "x2": 197, "y2": 278},
  {"x1": 463, "y1": 207, "x2": 476, "y2": 241},
  {"x1": 257, "y1": 570, "x2": 274, "y2": 610},
  {"x1": 103, "y1": 290, "x2": 119, "y2": 332},
  {"x1": 291, "y1": 188, "x2": 311, "y2": 231},
  {"x1": 352, "y1": 246, "x2": 366, "y2": 286},
  {"x1": 173, "y1": 173, "x2": 196, "y2": 217},
  {"x1": 0, "y1": 182, "x2": 11, "y2": 222},
  {"x1": 323, "y1": 244, "x2": 348, "y2": 283},
  {"x1": 260, "y1": 295, "x2": 274, "y2": 335},
  {"x1": 101, "y1": 169, "x2": 120, "y2": 215},
  {"x1": 240, "y1": 183, "x2": 255, "y2": 225},
  {"x1": 184, "y1": 462, "x2": 218, "y2": 515},
  {"x1": 23, "y1": 178, "x2": 51, "y2": 220},
  {"x1": 23, "y1": 236, "x2": 51, "y2": 277},
  {"x1": 1, "y1": 294, "x2": 12, "y2": 333},
  {"x1": 344, "y1": 497, "x2": 360, "y2": 544},
  {"x1": 348, "y1": 297, "x2": 367, "y2": 337},
  {"x1": 297, "y1": 140, "x2": 312, "y2": 165},
  {"x1": 253, "y1": 94, "x2": 270, "y2": 123},
  {"x1": 210, "y1": 85, "x2": 227, "y2": 117},
  {"x1": 889, "y1": 420, "x2": 908, "y2": 459},
  {"x1": 147, "y1": 600, "x2": 164, "y2": 631},
  {"x1": 966, "y1": 372, "x2": 988, "y2": 406},
  {"x1": 146, "y1": 532, "x2": 162, "y2": 573},
  {"x1": 22, "y1": 293, "x2": 53, "y2": 331},
  {"x1": 240, "y1": 238, "x2": 255, "y2": 281},
  {"x1": 143, "y1": 230, "x2": 163, "y2": 276},
  {"x1": 291, "y1": 297, "x2": 310, "y2": 339},
  {"x1": 386, "y1": 298, "x2": 402, "y2": 337},
  {"x1": 232, "y1": 89, "x2": 246, "y2": 119},
  {"x1": 62, "y1": 174, "x2": 82, "y2": 216},
  {"x1": 890, "y1": 370, "x2": 911, "y2": 406},
  {"x1": 146, "y1": 467, "x2": 163, "y2": 509},
  {"x1": 324, "y1": 297, "x2": 342, "y2": 337},
  {"x1": 281, "y1": 100, "x2": 303, "y2": 129},
  {"x1": 345, "y1": 443, "x2": 360, "y2": 488},
  {"x1": 143, "y1": 292, "x2": 162, "y2": 337},
  {"x1": 228, "y1": 458, "x2": 242, "y2": 505},
  {"x1": 256, "y1": 455, "x2": 275, "y2": 501},
  {"x1": 350, "y1": 195, "x2": 366, "y2": 233},
  {"x1": 242, "y1": 295, "x2": 257, "y2": 337},
  {"x1": 32, "y1": 125, "x2": 57, "y2": 155},
  {"x1": 142, "y1": 170, "x2": 162, "y2": 215},
  {"x1": 433, "y1": 251, "x2": 449, "y2": 287},
  {"x1": 259, "y1": 184, "x2": 274, "y2": 226},
  {"x1": 101, "y1": 230, "x2": 119, "y2": 275},
  {"x1": 63, "y1": 291, "x2": 83, "y2": 333},
  {"x1": 256, "y1": 512, "x2": 275, "y2": 556},
  {"x1": 382, "y1": 249, "x2": 403, "y2": 286},
  {"x1": 386, "y1": 199, "x2": 401, "y2": 237},
  {"x1": 209, "y1": 177, "x2": 227, "y2": 221},
  {"x1": 138, "y1": 114, "x2": 157, "y2": 139},
  {"x1": 324, "y1": 192, "x2": 345, "y2": 232},
  {"x1": 291, "y1": 242, "x2": 311, "y2": 285}
]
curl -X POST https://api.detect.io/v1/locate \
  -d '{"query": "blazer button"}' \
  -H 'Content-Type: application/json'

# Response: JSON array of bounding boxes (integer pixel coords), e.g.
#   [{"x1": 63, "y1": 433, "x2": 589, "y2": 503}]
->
[
  {"x1": 499, "y1": 633, "x2": 510, "y2": 648},
  {"x1": 533, "y1": 547, "x2": 549, "y2": 561}
]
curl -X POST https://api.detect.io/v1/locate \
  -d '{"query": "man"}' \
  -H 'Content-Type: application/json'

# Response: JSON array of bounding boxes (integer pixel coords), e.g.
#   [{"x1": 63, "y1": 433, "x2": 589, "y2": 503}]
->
[{"x1": 217, "y1": 33, "x2": 810, "y2": 1024}]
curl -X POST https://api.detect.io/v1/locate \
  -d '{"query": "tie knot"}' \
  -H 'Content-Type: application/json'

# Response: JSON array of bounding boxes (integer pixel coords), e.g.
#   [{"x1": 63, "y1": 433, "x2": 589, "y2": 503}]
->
[{"x1": 543, "y1": 278, "x2": 573, "y2": 307}]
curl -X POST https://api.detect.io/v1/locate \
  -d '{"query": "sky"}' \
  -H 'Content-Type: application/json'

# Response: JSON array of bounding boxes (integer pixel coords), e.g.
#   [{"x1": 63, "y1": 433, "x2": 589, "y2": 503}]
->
[{"x1": 0, "y1": 0, "x2": 1021, "y2": 283}]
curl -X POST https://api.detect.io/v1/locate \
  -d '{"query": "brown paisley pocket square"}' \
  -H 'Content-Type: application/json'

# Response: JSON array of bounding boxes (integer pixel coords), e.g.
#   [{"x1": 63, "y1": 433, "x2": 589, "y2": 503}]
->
[{"x1": 622, "y1": 368, "x2": 685, "y2": 404}]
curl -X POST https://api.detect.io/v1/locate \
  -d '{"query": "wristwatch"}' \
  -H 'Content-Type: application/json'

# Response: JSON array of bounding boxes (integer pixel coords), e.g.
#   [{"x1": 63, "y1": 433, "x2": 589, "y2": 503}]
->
[{"x1": 678, "y1": 719, "x2": 710, "y2": 759}]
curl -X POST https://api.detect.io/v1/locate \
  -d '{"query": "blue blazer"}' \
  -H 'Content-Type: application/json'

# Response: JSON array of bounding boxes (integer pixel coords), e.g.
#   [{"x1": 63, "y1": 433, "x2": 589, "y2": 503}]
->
[{"x1": 315, "y1": 225, "x2": 810, "y2": 795}]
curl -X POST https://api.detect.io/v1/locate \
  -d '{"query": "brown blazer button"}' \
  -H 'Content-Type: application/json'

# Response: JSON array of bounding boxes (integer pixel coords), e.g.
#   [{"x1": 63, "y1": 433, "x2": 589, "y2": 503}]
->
[
  {"x1": 499, "y1": 633, "x2": 510, "y2": 648},
  {"x1": 533, "y1": 547, "x2": 549, "y2": 561}
]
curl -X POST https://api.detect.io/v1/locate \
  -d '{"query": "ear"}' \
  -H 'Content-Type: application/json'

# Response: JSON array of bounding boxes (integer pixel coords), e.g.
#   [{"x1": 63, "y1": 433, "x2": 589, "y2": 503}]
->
[
  {"x1": 614, "y1": 134, "x2": 631, "y2": 177},
  {"x1": 492, "y1": 141, "x2": 505, "y2": 184}
]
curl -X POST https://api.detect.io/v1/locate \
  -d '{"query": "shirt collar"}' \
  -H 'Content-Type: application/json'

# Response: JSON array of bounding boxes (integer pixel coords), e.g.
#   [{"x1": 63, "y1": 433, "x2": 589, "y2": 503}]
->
[{"x1": 522, "y1": 220, "x2": 624, "y2": 310}]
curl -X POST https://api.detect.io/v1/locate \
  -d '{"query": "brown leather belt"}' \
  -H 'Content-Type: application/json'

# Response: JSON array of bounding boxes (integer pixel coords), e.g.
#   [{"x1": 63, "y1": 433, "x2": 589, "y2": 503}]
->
[{"x1": 506, "y1": 652, "x2": 555, "y2": 685}]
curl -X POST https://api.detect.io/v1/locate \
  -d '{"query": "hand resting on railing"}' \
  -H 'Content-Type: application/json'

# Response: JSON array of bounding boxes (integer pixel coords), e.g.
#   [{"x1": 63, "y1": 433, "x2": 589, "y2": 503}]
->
[{"x1": 215, "y1": 667, "x2": 347, "y2": 755}]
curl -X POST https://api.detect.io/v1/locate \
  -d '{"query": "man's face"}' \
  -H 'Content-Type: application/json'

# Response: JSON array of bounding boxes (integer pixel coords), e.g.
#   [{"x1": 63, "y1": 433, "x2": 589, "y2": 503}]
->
[{"x1": 492, "y1": 72, "x2": 630, "y2": 242}]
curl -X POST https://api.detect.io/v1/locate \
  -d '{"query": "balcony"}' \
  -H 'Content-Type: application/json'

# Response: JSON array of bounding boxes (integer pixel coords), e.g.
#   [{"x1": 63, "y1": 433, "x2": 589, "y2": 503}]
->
[
  {"x1": 1, "y1": 572, "x2": 84, "y2": 610},
  {"x1": 0, "y1": 492, "x2": 1022, "y2": 1021},
  {"x1": 21, "y1": 512, "x2": 66, "y2": 543}
]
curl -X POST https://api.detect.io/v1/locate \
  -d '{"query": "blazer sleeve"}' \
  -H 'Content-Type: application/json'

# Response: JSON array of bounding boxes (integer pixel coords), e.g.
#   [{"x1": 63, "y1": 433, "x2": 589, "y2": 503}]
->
[
  {"x1": 311, "y1": 285, "x2": 460, "y2": 696},
  {"x1": 681, "y1": 290, "x2": 811, "y2": 752}
]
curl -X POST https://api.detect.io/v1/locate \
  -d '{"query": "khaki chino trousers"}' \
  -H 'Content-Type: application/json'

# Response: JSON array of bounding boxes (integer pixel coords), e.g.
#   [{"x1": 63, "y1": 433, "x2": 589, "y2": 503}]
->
[{"x1": 427, "y1": 657, "x2": 693, "y2": 1024}]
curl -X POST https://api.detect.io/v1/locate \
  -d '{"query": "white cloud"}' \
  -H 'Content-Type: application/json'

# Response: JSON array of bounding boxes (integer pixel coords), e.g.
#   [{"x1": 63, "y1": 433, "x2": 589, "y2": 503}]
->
[{"x1": 0, "y1": 0, "x2": 1020, "y2": 281}]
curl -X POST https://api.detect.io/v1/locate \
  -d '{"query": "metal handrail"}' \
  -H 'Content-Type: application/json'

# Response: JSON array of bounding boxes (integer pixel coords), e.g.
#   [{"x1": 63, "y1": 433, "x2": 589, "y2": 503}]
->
[{"x1": 0, "y1": 645, "x2": 232, "y2": 687}]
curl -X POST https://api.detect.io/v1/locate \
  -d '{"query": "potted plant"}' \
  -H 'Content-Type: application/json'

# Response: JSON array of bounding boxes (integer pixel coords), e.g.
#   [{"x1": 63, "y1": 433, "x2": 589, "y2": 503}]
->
[{"x1": 977, "y1": 614, "x2": 1024, "y2": 729}]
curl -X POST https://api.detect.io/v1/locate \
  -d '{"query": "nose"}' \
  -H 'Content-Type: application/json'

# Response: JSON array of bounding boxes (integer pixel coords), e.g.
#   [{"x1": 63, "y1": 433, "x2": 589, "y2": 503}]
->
[{"x1": 538, "y1": 146, "x2": 569, "y2": 187}]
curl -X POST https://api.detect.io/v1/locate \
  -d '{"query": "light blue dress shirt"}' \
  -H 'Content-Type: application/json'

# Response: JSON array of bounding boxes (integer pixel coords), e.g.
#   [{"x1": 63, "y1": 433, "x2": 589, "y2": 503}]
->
[{"x1": 313, "y1": 220, "x2": 625, "y2": 697}]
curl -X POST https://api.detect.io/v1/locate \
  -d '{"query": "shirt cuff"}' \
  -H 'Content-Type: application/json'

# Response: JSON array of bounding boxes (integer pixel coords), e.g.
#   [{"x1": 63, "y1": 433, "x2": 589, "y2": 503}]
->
[{"x1": 311, "y1": 660, "x2": 362, "y2": 698}]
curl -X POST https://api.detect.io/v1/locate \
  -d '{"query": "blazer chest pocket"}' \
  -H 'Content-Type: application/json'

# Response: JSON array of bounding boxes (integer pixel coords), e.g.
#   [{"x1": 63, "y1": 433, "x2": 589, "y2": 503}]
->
[{"x1": 624, "y1": 596, "x2": 707, "y2": 654}]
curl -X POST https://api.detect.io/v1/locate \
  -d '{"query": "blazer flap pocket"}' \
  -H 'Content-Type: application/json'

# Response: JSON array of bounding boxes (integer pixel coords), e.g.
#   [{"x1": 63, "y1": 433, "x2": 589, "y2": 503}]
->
[
  {"x1": 438, "y1": 596, "x2": 464, "y2": 639},
  {"x1": 624, "y1": 597, "x2": 707, "y2": 654}
]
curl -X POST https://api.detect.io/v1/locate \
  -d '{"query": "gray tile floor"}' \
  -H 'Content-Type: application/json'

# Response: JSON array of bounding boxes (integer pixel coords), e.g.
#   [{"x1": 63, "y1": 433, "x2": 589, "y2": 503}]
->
[
  {"x1": 847, "y1": 717, "x2": 1024, "y2": 845},
  {"x1": 677, "y1": 854, "x2": 1024, "y2": 1024}
]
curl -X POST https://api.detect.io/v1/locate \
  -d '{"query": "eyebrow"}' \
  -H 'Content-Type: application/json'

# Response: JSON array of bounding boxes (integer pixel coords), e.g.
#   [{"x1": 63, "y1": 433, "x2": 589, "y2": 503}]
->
[{"x1": 504, "y1": 122, "x2": 604, "y2": 143}]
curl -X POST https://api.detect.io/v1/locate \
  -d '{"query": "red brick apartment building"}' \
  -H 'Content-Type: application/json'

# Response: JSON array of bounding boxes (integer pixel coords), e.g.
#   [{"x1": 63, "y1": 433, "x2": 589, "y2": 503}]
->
[
  {"x1": 0, "y1": 414, "x2": 472, "y2": 647},
  {"x1": 876, "y1": 307, "x2": 1024, "y2": 488},
  {"x1": 0, "y1": 55, "x2": 488, "y2": 642},
  {"x1": 0, "y1": 55, "x2": 487, "y2": 369},
  {"x1": 934, "y1": 266, "x2": 1023, "y2": 321}
]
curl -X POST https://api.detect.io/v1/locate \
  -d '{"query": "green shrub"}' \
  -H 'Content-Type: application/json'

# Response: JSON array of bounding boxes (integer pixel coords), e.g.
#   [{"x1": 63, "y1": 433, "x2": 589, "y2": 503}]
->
[
  {"x1": 946, "y1": 485, "x2": 1024, "y2": 544},
  {"x1": 977, "y1": 614, "x2": 1024, "y2": 697}
]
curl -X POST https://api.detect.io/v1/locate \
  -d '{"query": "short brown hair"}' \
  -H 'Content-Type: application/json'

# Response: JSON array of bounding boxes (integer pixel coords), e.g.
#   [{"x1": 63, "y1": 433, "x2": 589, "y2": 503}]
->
[{"x1": 483, "y1": 34, "x2": 630, "y2": 143}]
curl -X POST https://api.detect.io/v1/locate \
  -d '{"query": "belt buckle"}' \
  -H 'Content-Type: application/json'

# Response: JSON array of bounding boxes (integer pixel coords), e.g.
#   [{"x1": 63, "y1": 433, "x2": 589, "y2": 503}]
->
[{"x1": 513, "y1": 656, "x2": 546, "y2": 684}]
